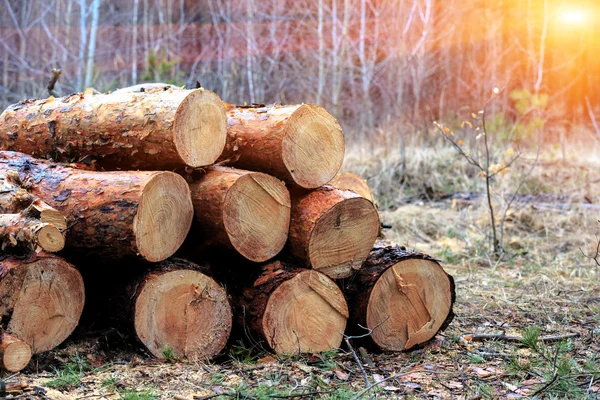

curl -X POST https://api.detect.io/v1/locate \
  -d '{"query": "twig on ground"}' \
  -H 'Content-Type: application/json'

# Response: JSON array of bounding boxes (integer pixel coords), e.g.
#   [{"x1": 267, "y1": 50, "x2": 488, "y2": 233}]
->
[{"x1": 531, "y1": 373, "x2": 559, "y2": 398}]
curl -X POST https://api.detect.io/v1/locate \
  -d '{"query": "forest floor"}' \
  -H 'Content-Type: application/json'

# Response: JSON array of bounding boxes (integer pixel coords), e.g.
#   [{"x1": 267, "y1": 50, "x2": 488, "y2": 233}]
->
[{"x1": 3, "y1": 138, "x2": 600, "y2": 400}]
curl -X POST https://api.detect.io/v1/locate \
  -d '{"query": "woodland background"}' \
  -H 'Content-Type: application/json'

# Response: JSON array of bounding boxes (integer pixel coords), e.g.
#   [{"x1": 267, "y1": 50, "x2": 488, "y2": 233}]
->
[{"x1": 1, "y1": 0, "x2": 599, "y2": 142}]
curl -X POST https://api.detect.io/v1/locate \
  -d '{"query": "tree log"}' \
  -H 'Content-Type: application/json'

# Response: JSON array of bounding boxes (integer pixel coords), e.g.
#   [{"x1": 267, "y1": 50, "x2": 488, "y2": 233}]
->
[
  {"x1": 129, "y1": 258, "x2": 232, "y2": 360},
  {"x1": 0, "y1": 151, "x2": 193, "y2": 261},
  {"x1": 0, "y1": 333, "x2": 32, "y2": 372},
  {"x1": 0, "y1": 88, "x2": 227, "y2": 169},
  {"x1": 329, "y1": 172, "x2": 374, "y2": 202},
  {"x1": 218, "y1": 104, "x2": 345, "y2": 189},
  {"x1": 0, "y1": 210, "x2": 65, "y2": 252},
  {"x1": 341, "y1": 243, "x2": 455, "y2": 351},
  {"x1": 188, "y1": 167, "x2": 290, "y2": 262},
  {"x1": 0, "y1": 253, "x2": 84, "y2": 354},
  {"x1": 237, "y1": 261, "x2": 348, "y2": 354},
  {"x1": 288, "y1": 187, "x2": 380, "y2": 279}
]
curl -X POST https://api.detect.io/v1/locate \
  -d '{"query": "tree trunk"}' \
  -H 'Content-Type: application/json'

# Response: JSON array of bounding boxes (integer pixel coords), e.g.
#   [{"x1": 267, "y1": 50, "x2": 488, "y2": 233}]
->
[
  {"x1": 329, "y1": 172, "x2": 374, "y2": 202},
  {"x1": 236, "y1": 261, "x2": 348, "y2": 355},
  {"x1": 187, "y1": 166, "x2": 290, "y2": 262},
  {"x1": 0, "y1": 253, "x2": 85, "y2": 354},
  {"x1": 0, "y1": 333, "x2": 32, "y2": 372},
  {"x1": 218, "y1": 104, "x2": 345, "y2": 189},
  {"x1": 0, "y1": 151, "x2": 193, "y2": 262},
  {"x1": 128, "y1": 259, "x2": 232, "y2": 361},
  {"x1": 341, "y1": 242, "x2": 455, "y2": 351},
  {"x1": 288, "y1": 186, "x2": 380, "y2": 279},
  {"x1": 0, "y1": 88, "x2": 227, "y2": 169}
]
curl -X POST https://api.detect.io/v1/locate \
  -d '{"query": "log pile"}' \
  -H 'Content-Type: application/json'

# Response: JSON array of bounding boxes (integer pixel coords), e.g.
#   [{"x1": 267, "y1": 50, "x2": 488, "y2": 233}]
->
[{"x1": 0, "y1": 84, "x2": 455, "y2": 372}]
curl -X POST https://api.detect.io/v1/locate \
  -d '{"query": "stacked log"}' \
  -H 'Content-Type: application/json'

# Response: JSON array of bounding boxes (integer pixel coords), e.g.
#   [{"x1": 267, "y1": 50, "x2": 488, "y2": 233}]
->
[{"x1": 0, "y1": 86, "x2": 455, "y2": 371}]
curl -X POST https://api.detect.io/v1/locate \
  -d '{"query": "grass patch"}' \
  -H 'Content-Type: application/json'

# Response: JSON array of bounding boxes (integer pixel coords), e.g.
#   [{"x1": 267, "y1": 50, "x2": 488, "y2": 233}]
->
[{"x1": 45, "y1": 353, "x2": 91, "y2": 391}]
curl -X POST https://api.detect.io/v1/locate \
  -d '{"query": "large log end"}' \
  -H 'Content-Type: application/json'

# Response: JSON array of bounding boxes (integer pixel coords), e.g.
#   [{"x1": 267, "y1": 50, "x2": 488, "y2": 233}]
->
[
  {"x1": 134, "y1": 268, "x2": 232, "y2": 361},
  {"x1": 262, "y1": 270, "x2": 348, "y2": 354},
  {"x1": 224, "y1": 172, "x2": 290, "y2": 262},
  {"x1": 134, "y1": 172, "x2": 194, "y2": 262},
  {"x1": 282, "y1": 105, "x2": 344, "y2": 188},
  {"x1": 173, "y1": 89, "x2": 227, "y2": 167}
]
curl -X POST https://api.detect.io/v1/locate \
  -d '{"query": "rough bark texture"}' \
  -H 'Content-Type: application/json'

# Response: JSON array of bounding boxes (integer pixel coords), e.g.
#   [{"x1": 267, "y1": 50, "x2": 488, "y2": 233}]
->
[
  {"x1": 236, "y1": 260, "x2": 348, "y2": 354},
  {"x1": 187, "y1": 166, "x2": 290, "y2": 262},
  {"x1": 288, "y1": 186, "x2": 380, "y2": 279},
  {"x1": 0, "y1": 253, "x2": 85, "y2": 354},
  {"x1": 329, "y1": 172, "x2": 374, "y2": 202},
  {"x1": 341, "y1": 242, "x2": 455, "y2": 352},
  {"x1": 0, "y1": 151, "x2": 193, "y2": 261},
  {"x1": 0, "y1": 88, "x2": 227, "y2": 169},
  {"x1": 0, "y1": 332, "x2": 32, "y2": 372},
  {"x1": 218, "y1": 104, "x2": 345, "y2": 189},
  {"x1": 127, "y1": 258, "x2": 232, "y2": 360}
]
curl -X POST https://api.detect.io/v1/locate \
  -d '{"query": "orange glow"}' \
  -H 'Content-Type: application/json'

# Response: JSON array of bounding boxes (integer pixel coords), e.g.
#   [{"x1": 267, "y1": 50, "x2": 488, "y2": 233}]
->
[{"x1": 558, "y1": 8, "x2": 587, "y2": 25}]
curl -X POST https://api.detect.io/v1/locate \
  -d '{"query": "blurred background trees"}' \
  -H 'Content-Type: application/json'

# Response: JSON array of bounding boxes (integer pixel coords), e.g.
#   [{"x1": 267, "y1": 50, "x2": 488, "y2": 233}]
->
[{"x1": 0, "y1": 0, "x2": 599, "y2": 142}]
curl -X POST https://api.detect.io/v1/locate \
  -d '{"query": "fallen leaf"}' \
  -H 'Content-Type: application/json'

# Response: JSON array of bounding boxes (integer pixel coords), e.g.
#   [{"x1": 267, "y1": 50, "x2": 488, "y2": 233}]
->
[{"x1": 334, "y1": 370, "x2": 349, "y2": 381}]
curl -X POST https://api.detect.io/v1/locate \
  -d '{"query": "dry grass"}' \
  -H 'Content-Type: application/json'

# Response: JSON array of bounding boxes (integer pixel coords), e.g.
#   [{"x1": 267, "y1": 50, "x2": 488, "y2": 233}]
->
[{"x1": 3, "y1": 137, "x2": 600, "y2": 399}]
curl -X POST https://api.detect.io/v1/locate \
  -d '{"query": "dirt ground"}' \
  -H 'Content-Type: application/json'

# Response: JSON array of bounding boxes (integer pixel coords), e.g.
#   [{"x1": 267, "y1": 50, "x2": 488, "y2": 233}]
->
[{"x1": 2, "y1": 141, "x2": 600, "y2": 400}]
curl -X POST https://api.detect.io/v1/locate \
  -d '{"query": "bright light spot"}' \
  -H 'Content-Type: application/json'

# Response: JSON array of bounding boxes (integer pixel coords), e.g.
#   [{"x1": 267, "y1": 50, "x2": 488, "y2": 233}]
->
[
  {"x1": 492, "y1": 87, "x2": 500, "y2": 95},
  {"x1": 559, "y1": 9, "x2": 587, "y2": 25}
]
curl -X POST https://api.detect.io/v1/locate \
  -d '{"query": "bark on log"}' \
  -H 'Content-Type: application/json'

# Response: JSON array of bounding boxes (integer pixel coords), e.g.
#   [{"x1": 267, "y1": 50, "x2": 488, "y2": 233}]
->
[
  {"x1": 188, "y1": 167, "x2": 290, "y2": 262},
  {"x1": 341, "y1": 243, "x2": 455, "y2": 351},
  {"x1": 0, "y1": 88, "x2": 227, "y2": 169},
  {"x1": 288, "y1": 186, "x2": 380, "y2": 279},
  {"x1": 129, "y1": 258, "x2": 232, "y2": 360},
  {"x1": 0, "y1": 333, "x2": 32, "y2": 372},
  {"x1": 329, "y1": 172, "x2": 374, "y2": 202},
  {"x1": 237, "y1": 261, "x2": 348, "y2": 354},
  {"x1": 218, "y1": 104, "x2": 345, "y2": 189},
  {"x1": 0, "y1": 253, "x2": 85, "y2": 354},
  {"x1": 0, "y1": 151, "x2": 193, "y2": 261}
]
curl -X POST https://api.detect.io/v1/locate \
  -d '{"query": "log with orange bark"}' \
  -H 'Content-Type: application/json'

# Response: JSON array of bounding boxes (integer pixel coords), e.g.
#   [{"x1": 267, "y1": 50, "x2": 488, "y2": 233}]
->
[
  {"x1": 0, "y1": 151, "x2": 193, "y2": 261},
  {"x1": 341, "y1": 243, "x2": 455, "y2": 351},
  {"x1": 288, "y1": 186, "x2": 380, "y2": 279},
  {"x1": 218, "y1": 104, "x2": 345, "y2": 189},
  {"x1": 187, "y1": 166, "x2": 290, "y2": 262},
  {"x1": 329, "y1": 172, "x2": 374, "y2": 202},
  {"x1": 0, "y1": 88, "x2": 227, "y2": 169},
  {"x1": 234, "y1": 260, "x2": 349, "y2": 354},
  {"x1": 0, "y1": 253, "x2": 85, "y2": 354}
]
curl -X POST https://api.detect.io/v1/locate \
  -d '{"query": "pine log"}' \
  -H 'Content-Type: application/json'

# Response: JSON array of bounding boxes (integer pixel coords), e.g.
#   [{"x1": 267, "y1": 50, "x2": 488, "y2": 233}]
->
[
  {"x1": 129, "y1": 258, "x2": 232, "y2": 360},
  {"x1": 0, "y1": 211, "x2": 65, "y2": 252},
  {"x1": 188, "y1": 167, "x2": 290, "y2": 262},
  {"x1": 0, "y1": 333, "x2": 32, "y2": 372},
  {"x1": 237, "y1": 261, "x2": 348, "y2": 354},
  {"x1": 288, "y1": 186, "x2": 380, "y2": 279},
  {"x1": 0, "y1": 151, "x2": 193, "y2": 261},
  {"x1": 0, "y1": 88, "x2": 227, "y2": 169},
  {"x1": 218, "y1": 104, "x2": 345, "y2": 189},
  {"x1": 329, "y1": 172, "x2": 374, "y2": 202},
  {"x1": 0, "y1": 253, "x2": 85, "y2": 354},
  {"x1": 341, "y1": 243, "x2": 455, "y2": 351}
]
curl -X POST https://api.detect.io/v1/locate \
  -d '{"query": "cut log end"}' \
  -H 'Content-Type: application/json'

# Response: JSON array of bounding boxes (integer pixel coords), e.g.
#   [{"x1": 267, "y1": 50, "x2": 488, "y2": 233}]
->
[
  {"x1": 0, "y1": 333, "x2": 32, "y2": 372},
  {"x1": 173, "y1": 89, "x2": 227, "y2": 167},
  {"x1": 134, "y1": 172, "x2": 193, "y2": 262},
  {"x1": 263, "y1": 270, "x2": 348, "y2": 354},
  {"x1": 282, "y1": 105, "x2": 344, "y2": 188},
  {"x1": 224, "y1": 172, "x2": 291, "y2": 262},
  {"x1": 37, "y1": 225, "x2": 65, "y2": 252},
  {"x1": 134, "y1": 269, "x2": 232, "y2": 360},
  {"x1": 309, "y1": 197, "x2": 380, "y2": 279},
  {"x1": 0, "y1": 256, "x2": 85, "y2": 354},
  {"x1": 329, "y1": 172, "x2": 374, "y2": 202},
  {"x1": 366, "y1": 258, "x2": 453, "y2": 351}
]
